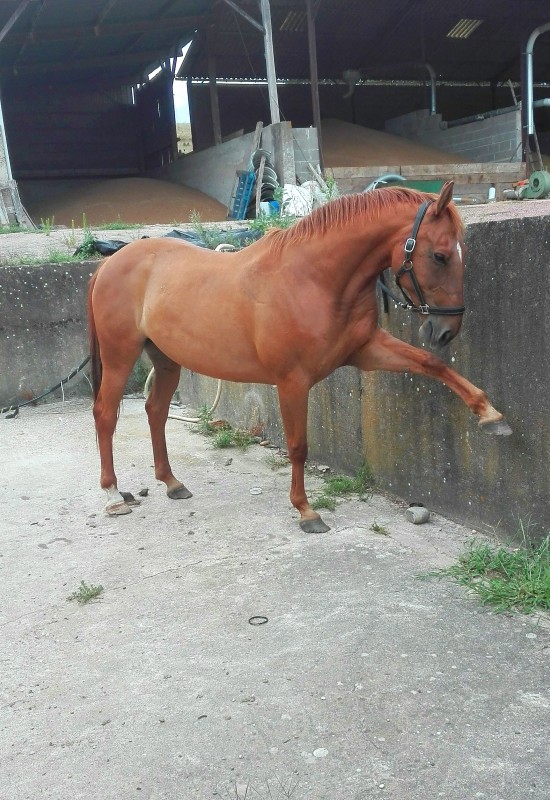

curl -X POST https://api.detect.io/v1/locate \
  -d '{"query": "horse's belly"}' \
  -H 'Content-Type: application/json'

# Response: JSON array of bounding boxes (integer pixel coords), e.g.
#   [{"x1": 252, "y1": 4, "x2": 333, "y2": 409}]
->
[{"x1": 145, "y1": 317, "x2": 273, "y2": 384}]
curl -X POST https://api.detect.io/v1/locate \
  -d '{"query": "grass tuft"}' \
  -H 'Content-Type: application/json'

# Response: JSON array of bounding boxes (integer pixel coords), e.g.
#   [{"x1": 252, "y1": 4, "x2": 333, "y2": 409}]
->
[
  {"x1": 312, "y1": 463, "x2": 375, "y2": 511},
  {"x1": 196, "y1": 404, "x2": 216, "y2": 435},
  {"x1": 212, "y1": 429, "x2": 233, "y2": 448},
  {"x1": 0, "y1": 224, "x2": 34, "y2": 234},
  {"x1": 265, "y1": 452, "x2": 290, "y2": 470},
  {"x1": 311, "y1": 494, "x2": 337, "y2": 512},
  {"x1": 423, "y1": 529, "x2": 550, "y2": 613},
  {"x1": 371, "y1": 521, "x2": 389, "y2": 535},
  {"x1": 195, "y1": 404, "x2": 255, "y2": 450},
  {"x1": 67, "y1": 580, "x2": 104, "y2": 604}
]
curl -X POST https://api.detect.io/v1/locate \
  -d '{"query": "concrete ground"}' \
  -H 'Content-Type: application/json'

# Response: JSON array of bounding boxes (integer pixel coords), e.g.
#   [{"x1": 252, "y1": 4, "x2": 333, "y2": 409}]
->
[{"x1": 1, "y1": 398, "x2": 549, "y2": 800}]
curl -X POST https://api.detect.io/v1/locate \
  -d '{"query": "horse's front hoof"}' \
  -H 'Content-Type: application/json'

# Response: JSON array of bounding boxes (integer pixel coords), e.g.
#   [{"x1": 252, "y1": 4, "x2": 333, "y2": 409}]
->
[
  {"x1": 105, "y1": 501, "x2": 132, "y2": 516},
  {"x1": 167, "y1": 483, "x2": 193, "y2": 500},
  {"x1": 300, "y1": 517, "x2": 330, "y2": 534},
  {"x1": 480, "y1": 418, "x2": 513, "y2": 436}
]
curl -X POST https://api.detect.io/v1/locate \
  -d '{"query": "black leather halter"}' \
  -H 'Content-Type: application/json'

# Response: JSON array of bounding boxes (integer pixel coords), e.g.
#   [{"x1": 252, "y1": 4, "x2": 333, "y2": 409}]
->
[{"x1": 378, "y1": 200, "x2": 466, "y2": 317}]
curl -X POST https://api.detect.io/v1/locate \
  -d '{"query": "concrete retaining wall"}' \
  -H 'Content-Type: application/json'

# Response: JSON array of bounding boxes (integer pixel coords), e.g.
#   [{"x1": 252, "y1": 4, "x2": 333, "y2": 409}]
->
[
  {"x1": 1, "y1": 214, "x2": 548, "y2": 539},
  {"x1": 0, "y1": 261, "x2": 96, "y2": 406},
  {"x1": 176, "y1": 216, "x2": 550, "y2": 540}
]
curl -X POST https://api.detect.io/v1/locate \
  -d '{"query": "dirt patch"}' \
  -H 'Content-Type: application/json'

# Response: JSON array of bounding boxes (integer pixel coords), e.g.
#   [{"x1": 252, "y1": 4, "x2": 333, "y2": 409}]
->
[{"x1": 19, "y1": 176, "x2": 227, "y2": 227}]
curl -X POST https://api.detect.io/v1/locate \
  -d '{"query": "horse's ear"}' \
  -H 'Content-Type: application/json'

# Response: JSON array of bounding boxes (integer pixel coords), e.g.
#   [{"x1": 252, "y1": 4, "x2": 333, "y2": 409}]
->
[{"x1": 435, "y1": 181, "x2": 454, "y2": 215}]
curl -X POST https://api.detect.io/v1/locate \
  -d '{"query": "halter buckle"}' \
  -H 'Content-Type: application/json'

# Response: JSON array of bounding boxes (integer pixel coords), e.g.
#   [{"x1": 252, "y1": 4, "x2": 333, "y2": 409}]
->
[
  {"x1": 404, "y1": 237, "x2": 416, "y2": 254},
  {"x1": 419, "y1": 304, "x2": 430, "y2": 315}
]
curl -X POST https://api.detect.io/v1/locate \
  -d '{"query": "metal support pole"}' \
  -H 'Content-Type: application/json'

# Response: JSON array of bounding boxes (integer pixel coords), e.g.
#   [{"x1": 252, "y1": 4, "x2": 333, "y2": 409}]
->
[
  {"x1": 206, "y1": 27, "x2": 222, "y2": 145},
  {"x1": 259, "y1": 0, "x2": 280, "y2": 124},
  {"x1": 0, "y1": 91, "x2": 13, "y2": 181},
  {"x1": 305, "y1": 0, "x2": 323, "y2": 173}
]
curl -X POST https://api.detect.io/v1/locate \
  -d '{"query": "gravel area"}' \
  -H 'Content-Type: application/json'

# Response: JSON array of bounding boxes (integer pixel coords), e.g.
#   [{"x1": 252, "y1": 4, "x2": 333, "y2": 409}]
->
[
  {"x1": 459, "y1": 196, "x2": 550, "y2": 223},
  {"x1": 1, "y1": 198, "x2": 549, "y2": 265},
  {"x1": 0, "y1": 221, "x2": 251, "y2": 265}
]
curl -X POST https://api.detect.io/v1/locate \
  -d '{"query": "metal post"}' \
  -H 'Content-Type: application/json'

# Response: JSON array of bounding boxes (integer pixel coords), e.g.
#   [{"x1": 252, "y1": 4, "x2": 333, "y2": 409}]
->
[
  {"x1": 259, "y1": 0, "x2": 280, "y2": 124},
  {"x1": 206, "y1": 27, "x2": 222, "y2": 145},
  {"x1": 0, "y1": 91, "x2": 13, "y2": 181},
  {"x1": 305, "y1": 0, "x2": 323, "y2": 173}
]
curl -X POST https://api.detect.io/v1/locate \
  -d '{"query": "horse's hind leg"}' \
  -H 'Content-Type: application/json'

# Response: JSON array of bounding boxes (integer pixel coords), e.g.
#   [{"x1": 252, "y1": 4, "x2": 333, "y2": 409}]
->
[
  {"x1": 144, "y1": 343, "x2": 192, "y2": 501},
  {"x1": 94, "y1": 354, "x2": 142, "y2": 515}
]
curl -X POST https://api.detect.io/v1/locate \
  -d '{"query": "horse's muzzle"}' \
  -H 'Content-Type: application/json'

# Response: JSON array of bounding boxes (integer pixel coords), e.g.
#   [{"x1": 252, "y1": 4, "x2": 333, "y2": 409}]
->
[{"x1": 420, "y1": 316, "x2": 462, "y2": 349}]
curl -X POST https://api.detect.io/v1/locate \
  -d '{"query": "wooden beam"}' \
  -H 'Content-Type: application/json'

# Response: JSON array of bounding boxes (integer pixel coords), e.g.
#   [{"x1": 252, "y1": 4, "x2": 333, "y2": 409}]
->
[
  {"x1": 12, "y1": 0, "x2": 46, "y2": 70},
  {"x1": 0, "y1": 0, "x2": 38, "y2": 46},
  {"x1": 119, "y1": 0, "x2": 186, "y2": 54},
  {"x1": 93, "y1": 0, "x2": 119, "y2": 35},
  {"x1": 220, "y1": 0, "x2": 263, "y2": 33},
  {"x1": 2, "y1": 47, "x2": 184, "y2": 77},
  {"x1": 4, "y1": 15, "x2": 206, "y2": 46}
]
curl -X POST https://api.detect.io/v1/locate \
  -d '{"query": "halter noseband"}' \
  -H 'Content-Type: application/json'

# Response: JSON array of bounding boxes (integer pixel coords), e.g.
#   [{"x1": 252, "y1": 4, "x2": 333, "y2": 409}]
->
[{"x1": 379, "y1": 200, "x2": 466, "y2": 317}]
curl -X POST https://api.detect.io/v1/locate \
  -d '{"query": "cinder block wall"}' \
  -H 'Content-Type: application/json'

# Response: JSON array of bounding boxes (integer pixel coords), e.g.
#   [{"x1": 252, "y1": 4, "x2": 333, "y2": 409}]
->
[
  {"x1": 153, "y1": 123, "x2": 320, "y2": 207},
  {"x1": 293, "y1": 127, "x2": 320, "y2": 184},
  {"x1": 385, "y1": 107, "x2": 522, "y2": 164}
]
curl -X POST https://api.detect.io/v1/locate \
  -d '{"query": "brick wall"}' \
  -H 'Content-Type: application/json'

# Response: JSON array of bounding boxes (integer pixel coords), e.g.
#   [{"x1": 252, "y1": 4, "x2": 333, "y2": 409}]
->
[{"x1": 292, "y1": 127, "x2": 320, "y2": 183}]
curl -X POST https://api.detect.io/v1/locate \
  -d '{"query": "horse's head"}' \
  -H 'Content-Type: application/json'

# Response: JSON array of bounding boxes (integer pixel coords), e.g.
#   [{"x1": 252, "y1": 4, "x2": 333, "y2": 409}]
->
[{"x1": 389, "y1": 181, "x2": 465, "y2": 350}]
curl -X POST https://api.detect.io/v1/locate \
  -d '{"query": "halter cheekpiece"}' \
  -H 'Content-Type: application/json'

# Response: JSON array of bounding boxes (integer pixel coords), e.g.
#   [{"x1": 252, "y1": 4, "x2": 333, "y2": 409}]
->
[{"x1": 379, "y1": 199, "x2": 466, "y2": 317}]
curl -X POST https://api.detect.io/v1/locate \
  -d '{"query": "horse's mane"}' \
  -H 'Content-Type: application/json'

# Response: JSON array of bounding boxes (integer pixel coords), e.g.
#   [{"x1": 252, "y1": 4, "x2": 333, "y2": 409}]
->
[{"x1": 265, "y1": 186, "x2": 464, "y2": 252}]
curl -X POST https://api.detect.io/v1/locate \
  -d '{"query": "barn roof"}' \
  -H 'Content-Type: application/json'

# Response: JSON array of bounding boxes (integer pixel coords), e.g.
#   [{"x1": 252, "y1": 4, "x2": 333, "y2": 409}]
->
[
  {"x1": 0, "y1": 0, "x2": 208, "y2": 83},
  {"x1": 0, "y1": 0, "x2": 549, "y2": 87}
]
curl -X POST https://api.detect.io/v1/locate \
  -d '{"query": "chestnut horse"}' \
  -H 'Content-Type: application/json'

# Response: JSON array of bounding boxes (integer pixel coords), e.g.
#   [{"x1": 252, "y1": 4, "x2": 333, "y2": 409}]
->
[{"x1": 88, "y1": 181, "x2": 511, "y2": 532}]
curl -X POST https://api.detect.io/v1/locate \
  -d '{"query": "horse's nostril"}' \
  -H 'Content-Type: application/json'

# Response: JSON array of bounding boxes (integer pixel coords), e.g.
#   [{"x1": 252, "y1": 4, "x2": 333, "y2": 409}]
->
[{"x1": 438, "y1": 328, "x2": 454, "y2": 347}]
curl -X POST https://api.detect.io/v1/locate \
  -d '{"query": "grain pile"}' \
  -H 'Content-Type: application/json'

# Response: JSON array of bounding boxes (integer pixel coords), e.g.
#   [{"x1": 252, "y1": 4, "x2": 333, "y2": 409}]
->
[
  {"x1": 321, "y1": 119, "x2": 470, "y2": 167},
  {"x1": 16, "y1": 120, "x2": 473, "y2": 227},
  {"x1": 19, "y1": 176, "x2": 227, "y2": 227}
]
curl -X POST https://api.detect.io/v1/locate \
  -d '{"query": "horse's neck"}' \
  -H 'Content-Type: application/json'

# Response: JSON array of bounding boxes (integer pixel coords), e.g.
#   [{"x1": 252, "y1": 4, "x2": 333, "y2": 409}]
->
[{"x1": 291, "y1": 211, "x2": 405, "y2": 288}]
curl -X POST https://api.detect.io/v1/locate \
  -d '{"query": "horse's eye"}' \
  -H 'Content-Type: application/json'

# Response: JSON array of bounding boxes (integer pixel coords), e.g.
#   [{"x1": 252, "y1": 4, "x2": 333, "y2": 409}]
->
[{"x1": 434, "y1": 252, "x2": 447, "y2": 265}]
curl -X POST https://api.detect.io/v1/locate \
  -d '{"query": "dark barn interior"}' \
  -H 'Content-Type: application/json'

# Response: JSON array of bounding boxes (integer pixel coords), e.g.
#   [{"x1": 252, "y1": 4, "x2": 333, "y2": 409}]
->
[{"x1": 0, "y1": 0, "x2": 549, "y2": 180}]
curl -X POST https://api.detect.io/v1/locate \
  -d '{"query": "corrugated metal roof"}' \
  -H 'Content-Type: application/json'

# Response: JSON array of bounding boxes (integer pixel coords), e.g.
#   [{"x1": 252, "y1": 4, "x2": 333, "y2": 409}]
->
[
  {"x1": 0, "y1": 0, "x2": 549, "y2": 86},
  {"x1": 180, "y1": 0, "x2": 550, "y2": 85},
  {"x1": 0, "y1": 0, "x2": 215, "y2": 82}
]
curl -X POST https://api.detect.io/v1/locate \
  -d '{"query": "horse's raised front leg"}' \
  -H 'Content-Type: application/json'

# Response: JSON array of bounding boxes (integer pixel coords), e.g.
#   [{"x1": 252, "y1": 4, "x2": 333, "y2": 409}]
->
[
  {"x1": 350, "y1": 328, "x2": 512, "y2": 434},
  {"x1": 144, "y1": 345, "x2": 192, "y2": 501},
  {"x1": 277, "y1": 380, "x2": 330, "y2": 533}
]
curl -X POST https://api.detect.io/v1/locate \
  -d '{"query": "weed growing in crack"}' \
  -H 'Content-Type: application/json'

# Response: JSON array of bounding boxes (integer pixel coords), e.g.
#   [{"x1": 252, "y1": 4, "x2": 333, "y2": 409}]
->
[
  {"x1": 67, "y1": 580, "x2": 104, "y2": 604},
  {"x1": 421, "y1": 522, "x2": 550, "y2": 613},
  {"x1": 312, "y1": 462, "x2": 375, "y2": 511}
]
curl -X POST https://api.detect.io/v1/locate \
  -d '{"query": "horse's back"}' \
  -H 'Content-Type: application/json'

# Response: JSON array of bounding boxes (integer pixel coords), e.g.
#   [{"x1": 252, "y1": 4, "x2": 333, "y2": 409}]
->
[{"x1": 90, "y1": 236, "x2": 273, "y2": 381}]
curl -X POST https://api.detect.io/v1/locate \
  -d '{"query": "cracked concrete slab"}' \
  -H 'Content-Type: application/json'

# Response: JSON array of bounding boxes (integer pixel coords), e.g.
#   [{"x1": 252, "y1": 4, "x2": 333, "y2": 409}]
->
[{"x1": 1, "y1": 399, "x2": 548, "y2": 800}]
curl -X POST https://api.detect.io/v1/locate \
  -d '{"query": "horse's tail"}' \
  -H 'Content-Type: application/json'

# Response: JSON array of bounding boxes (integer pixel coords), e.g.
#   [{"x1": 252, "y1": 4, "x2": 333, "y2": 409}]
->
[{"x1": 87, "y1": 264, "x2": 104, "y2": 401}]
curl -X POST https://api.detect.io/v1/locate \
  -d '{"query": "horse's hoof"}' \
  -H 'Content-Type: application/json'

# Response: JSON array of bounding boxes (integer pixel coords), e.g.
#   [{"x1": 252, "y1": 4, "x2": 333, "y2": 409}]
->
[
  {"x1": 480, "y1": 419, "x2": 513, "y2": 436},
  {"x1": 167, "y1": 484, "x2": 193, "y2": 500},
  {"x1": 120, "y1": 491, "x2": 140, "y2": 506},
  {"x1": 300, "y1": 517, "x2": 331, "y2": 534},
  {"x1": 105, "y1": 501, "x2": 132, "y2": 516}
]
